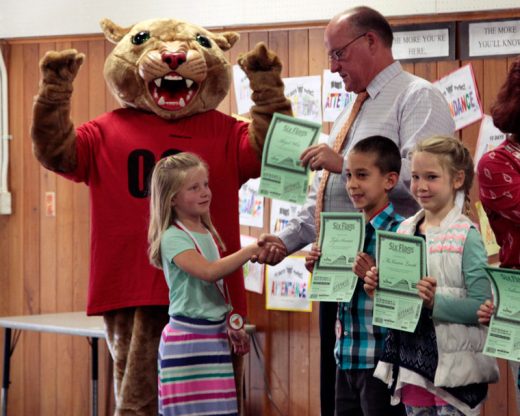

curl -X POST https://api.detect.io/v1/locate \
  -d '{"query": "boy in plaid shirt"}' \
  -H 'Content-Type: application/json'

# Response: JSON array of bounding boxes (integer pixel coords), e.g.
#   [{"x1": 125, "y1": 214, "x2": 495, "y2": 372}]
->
[{"x1": 306, "y1": 136, "x2": 406, "y2": 415}]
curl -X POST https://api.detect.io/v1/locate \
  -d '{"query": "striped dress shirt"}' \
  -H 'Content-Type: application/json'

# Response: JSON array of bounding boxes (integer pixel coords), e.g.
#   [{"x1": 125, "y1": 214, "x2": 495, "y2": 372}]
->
[{"x1": 279, "y1": 61, "x2": 454, "y2": 253}]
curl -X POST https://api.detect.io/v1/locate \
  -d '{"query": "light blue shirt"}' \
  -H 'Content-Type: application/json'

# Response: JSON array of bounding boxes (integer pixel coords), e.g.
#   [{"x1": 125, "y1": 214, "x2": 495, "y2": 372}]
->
[{"x1": 279, "y1": 61, "x2": 455, "y2": 252}]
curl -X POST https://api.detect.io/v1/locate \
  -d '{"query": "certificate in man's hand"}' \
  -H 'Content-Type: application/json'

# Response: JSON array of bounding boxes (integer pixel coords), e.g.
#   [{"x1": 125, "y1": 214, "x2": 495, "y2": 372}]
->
[
  {"x1": 483, "y1": 267, "x2": 520, "y2": 362},
  {"x1": 372, "y1": 231, "x2": 426, "y2": 333},
  {"x1": 259, "y1": 113, "x2": 321, "y2": 204},
  {"x1": 309, "y1": 212, "x2": 364, "y2": 302}
]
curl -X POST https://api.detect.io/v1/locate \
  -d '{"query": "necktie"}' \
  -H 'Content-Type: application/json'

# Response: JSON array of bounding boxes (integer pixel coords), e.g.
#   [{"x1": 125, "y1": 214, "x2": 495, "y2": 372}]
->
[{"x1": 314, "y1": 91, "x2": 369, "y2": 239}]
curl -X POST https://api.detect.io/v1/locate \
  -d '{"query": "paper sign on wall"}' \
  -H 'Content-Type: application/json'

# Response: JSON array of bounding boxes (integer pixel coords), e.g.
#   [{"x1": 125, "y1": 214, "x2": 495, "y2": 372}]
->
[
  {"x1": 433, "y1": 64, "x2": 483, "y2": 131},
  {"x1": 474, "y1": 115, "x2": 507, "y2": 171},
  {"x1": 322, "y1": 70, "x2": 356, "y2": 122},
  {"x1": 283, "y1": 75, "x2": 322, "y2": 123},
  {"x1": 239, "y1": 178, "x2": 264, "y2": 228},
  {"x1": 240, "y1": 235, "x2": 265, "y2": 294},
  {"x1": 232, "y1": 65, "x2": 254, "y2": 115},
  {"x1": 265, "y1": 256, "x2": 312, "y2": 312}
]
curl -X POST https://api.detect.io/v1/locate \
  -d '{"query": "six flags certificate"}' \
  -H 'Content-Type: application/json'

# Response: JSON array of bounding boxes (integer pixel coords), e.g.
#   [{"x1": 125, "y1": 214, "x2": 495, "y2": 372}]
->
[
  {"x1": 483, "y1": 267, "x2": 520, "y2": 362},
  {"x1": 309, "y1": 213, "x2": 364, "y2": 302},
  {"x1": 259, "y1": 113, "x2": 321, "y2": 204},
  {"x1": 373, "y1": 231, "x2": 426, "y2": 333}
]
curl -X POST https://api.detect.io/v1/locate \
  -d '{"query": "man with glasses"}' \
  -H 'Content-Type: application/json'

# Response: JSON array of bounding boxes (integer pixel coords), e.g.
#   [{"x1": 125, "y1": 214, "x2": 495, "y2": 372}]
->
[{"x1": 254, "y1": 6, "x2": 454, "y2": 416}]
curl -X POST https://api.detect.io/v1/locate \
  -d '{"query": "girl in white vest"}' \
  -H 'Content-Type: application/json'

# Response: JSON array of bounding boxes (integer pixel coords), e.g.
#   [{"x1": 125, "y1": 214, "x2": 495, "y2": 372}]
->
[{"x1": 363, "y1": 136, "x2": 499, "y2": 416}]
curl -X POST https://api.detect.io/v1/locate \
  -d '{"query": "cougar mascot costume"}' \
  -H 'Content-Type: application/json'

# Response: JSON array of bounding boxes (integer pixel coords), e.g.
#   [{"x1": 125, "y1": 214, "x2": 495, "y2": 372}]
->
[{"x1": 31, "y1": 17, "x2": 291, "y2": 415}]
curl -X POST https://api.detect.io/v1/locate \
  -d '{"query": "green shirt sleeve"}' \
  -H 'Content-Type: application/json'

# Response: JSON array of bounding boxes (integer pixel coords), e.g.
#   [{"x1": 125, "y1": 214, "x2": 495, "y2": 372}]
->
[
  {"x1": 160, "y1": 226, "x2": 196, "y2": 266},
  {"x1": 433, "y1": 227, "x2": 491, "y2": 324}
]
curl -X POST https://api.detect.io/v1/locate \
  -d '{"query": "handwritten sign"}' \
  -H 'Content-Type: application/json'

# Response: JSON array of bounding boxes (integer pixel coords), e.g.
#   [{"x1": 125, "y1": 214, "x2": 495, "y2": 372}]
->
[
  {"x1": 433, "y1": 64, "x2": 483, "y2": 131},
  {"x1": 283, "y1": 75, "x2": 322, "y2": 123},
  {"x1": 322, "y1": 70, "x2": 356, "y2": 122},
  {"x1": 239, "y1": 178, "x2": 264, "y2": 228},
  {"x1": 474, "y1": 115, "x2": 507, "y2": 171},
  {"x1": 468, "y1": 20, "x2": 520, "y2": 57},
  {"x1": 232, "y1": 65, "x2": 254, "y2": 115},
  {"x1": 266, "y1": 256, "x2": 312, "y2": 312},
  {"x1": 392, "y1": 28, "x2": 450, "y2": 60}
]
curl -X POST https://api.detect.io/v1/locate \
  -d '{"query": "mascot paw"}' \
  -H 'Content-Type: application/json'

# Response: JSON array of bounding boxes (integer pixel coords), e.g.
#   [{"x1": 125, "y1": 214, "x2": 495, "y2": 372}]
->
[
  {"x1": 40, "y1": 49, "x2": 85, "y2": 84},
  {"x1": 237, "y1": 42, "x2": 282, "y2": 74}
]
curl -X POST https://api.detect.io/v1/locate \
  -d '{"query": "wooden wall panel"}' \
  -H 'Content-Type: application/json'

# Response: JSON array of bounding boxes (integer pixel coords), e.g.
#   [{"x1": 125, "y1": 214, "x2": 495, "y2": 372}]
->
[{"x1": 1, "y1": 10, "x2": 520, "y2": 415}]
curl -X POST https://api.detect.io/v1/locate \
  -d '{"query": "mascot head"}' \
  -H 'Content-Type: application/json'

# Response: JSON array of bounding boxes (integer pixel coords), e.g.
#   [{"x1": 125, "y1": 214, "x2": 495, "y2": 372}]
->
[{"x1": 101, "y1": 18, "x2": 239, "y2": 120}]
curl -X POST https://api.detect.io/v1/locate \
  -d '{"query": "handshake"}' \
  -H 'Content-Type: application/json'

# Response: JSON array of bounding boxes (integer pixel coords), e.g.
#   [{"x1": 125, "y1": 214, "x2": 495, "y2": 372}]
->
[{"x1": 250, "y1": 234, "x2": 289, "y2": 265}]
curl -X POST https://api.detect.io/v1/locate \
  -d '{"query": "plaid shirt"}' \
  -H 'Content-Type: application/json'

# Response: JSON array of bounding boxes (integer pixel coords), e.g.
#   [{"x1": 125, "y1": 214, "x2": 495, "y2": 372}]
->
[{"x1": 335, "y1": 203, "x2": 403, "y2": 370}]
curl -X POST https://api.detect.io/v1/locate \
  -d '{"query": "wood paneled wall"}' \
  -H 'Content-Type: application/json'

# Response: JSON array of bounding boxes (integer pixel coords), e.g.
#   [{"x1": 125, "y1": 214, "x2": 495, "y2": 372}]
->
[{"x1": 1, "y1": 10, "x2": 520, "y2": 416}]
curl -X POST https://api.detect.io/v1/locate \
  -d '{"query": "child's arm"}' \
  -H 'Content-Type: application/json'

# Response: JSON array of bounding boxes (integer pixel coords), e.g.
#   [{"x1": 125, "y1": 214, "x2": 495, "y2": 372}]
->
[
  {"x1": 353, "y1": 253, "x2": 375, "y2": 280},
  {"x1": 174, "y1": 243, "x2": 259, "y2": 283},
  {"x1": 432, "y1": 228, "x2": 492, "y2": 324},
  {"x1": 477, "y1": 299, "x2": 494, "y2": 325},
  {"x1": 305, "y1": 243, "x2": 321, "y2": 272}
]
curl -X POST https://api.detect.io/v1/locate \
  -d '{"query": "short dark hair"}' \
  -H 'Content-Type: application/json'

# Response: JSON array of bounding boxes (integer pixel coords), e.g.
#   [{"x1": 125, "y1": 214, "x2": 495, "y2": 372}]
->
[
  {"x1": 347, "y1": 6, "x2": 393, "y2": 48},
  {"x1": 350, "y1": 136, "x2": 401, "y2": 175},
  {"x1": 491, "y1": 57, "x2": 520, "y2": 142}
]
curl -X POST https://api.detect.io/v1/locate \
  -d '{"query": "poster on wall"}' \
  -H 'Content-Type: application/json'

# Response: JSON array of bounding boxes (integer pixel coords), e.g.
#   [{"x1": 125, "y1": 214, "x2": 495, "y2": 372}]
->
[
  {"x1": 232, "y1": 65, "x2": 254, "y2": 115},
  {"x1": 265, "y1": 256, "x2": 312, "y2": 312},
  {"x1": 475, "y1": 202, "x2": 500, "y2": 257},
  {"x1": 460, "y1": 19, "x2": 520, "y2": 59},
  {"x1": 322, "y1": 70, "x2": 356, "y2": 122},
  {"x1": 240, "y1": 235, "x2": 265, "y2": 294},
  {"x1": 474, "y1": 115, "x2": 507, "y2": 171},
  {"x1": 239, "y1": 178, "x2": 264, "y2": 228},
  {"x1": 390, "y1": 22, "x2": 455, "y2": 62},
  {"x1": 433, "y1": 64, "x2": 483, "y2": 131},
  {"x1": 283, "y1": 75, "x2": 322, "y2": 123}
]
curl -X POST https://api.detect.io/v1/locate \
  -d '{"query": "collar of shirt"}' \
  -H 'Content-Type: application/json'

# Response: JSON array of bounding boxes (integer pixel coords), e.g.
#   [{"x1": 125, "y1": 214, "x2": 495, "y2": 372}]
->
[{"x1": 366, "y1": 61, "x2": 402, "y2": 100}]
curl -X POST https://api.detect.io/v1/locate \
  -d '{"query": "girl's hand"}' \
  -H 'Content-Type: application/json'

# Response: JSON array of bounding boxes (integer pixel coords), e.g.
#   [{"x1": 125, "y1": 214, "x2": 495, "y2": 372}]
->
[
  {"x1": 353, "y1": 253, "x2": 375, "y2": 280},
  {"x1": 417, "y1": 276, "x2": 437, "y2": 309},
  {"x1": 228, "y1": 328, "x2": 250, "y2": 356},
  {"x1": 477, "y1": 299, "x2": 494, "y2": 326},
  {"x1": 305, "y1": 243, "x2": 321, "y2": 273},
  {"x1": 363, "y1": 266, "x2": 379, "y2": 298}
]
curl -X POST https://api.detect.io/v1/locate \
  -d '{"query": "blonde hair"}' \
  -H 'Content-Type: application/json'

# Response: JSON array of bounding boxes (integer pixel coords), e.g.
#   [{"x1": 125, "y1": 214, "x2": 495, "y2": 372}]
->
[
  {"x1": 147, "y1": 152, "x2": 225, "y2": 269},
  {"x1": 411, "y1": 136, "x2": 474, "y2": 215}
]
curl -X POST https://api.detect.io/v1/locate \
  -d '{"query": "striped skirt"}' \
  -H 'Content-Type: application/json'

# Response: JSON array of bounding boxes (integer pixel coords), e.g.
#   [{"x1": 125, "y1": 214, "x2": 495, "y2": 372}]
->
[{"x1": 158, "y1": 315, "x2": 238, "y2": 416}]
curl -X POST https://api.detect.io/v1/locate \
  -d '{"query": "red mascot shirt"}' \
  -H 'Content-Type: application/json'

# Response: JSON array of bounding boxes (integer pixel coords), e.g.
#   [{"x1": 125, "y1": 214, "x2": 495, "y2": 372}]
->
[{"x1": 63, "y1": 108, "x2": 259, "y2": 316}]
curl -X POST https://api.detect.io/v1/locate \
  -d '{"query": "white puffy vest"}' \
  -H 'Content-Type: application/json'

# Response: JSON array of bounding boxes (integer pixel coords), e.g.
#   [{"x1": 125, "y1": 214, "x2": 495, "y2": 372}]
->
[{"x1": 397, "y1": 205, "x2": 499, "y2": 387}]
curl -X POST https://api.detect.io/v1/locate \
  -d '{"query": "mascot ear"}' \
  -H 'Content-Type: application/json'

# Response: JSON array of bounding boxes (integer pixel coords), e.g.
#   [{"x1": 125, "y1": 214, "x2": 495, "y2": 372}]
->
[
  {"x1": 213, "y1": 32, "x2": 240, "y2": 51},
  {"x1": 100, "y1": 18, "x2": 133, "y2": 44}
]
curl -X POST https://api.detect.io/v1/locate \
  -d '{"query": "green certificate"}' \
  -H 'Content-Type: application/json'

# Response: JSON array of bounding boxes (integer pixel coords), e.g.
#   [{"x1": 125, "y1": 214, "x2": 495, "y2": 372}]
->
[
  {"x1": 483, "y1": 267, "x2": 520, "y2": 362},
  {"x1": 259, "y1": 113, "x2": 321, "y2": 204},
  {"x1": 309, "y1": 212, "x2": 364, "y2": 302},
  {"x1": 372, "y1": 231, "x2": 426, "y2": 333}
]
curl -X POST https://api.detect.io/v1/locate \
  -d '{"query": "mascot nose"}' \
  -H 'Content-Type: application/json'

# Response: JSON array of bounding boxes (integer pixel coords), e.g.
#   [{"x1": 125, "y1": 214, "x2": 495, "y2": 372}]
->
[{"x1": 161, "y1": 52, "x2": 187, "y2": 70}]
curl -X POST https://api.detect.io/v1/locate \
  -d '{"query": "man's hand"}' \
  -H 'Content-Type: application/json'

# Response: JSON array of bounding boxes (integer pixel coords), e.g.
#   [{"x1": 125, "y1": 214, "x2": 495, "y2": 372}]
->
[
  {"x1": 300, "y1": 143, "x2": 343, "y2": 173},
  {"x1": 250, "y1": 233, "x2": 288, "y2": 265}
]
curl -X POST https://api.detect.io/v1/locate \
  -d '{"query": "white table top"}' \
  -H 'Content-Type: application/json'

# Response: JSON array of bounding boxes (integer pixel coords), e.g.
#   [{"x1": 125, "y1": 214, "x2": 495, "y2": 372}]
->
[
  {"x1": 0, "y1": 312, "x2": 105, "y2": 338},
  {"x1": 0, "y1": 312, "x2": 256, "y2": 338}
]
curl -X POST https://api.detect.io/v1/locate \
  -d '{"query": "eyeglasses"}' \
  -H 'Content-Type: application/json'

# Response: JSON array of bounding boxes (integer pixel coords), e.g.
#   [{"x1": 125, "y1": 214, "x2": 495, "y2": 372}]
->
[{"x1": 328, "y1": 32, "x2": 367, "y2": 62}]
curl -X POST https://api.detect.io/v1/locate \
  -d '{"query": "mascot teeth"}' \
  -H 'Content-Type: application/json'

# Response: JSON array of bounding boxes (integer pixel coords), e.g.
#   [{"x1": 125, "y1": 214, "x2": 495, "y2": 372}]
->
[{"x1": 149, "y1": 73, "x2": 198, "y2": 111}]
